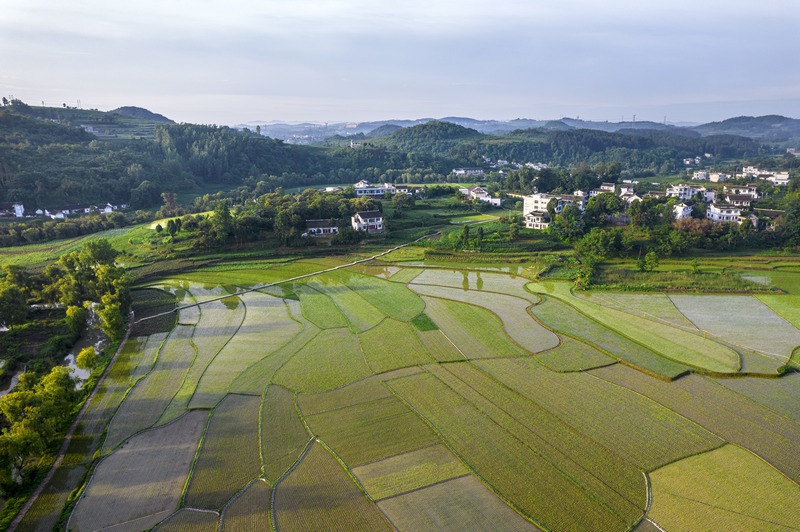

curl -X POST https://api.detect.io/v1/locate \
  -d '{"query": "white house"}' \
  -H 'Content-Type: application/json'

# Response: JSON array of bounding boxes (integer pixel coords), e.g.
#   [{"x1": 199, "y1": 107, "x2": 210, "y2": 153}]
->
[
  {"x1": 523, "y1": 193, "x2": 557, "y2": 216},
  {"x1": 452, "y1": 168, "x2": 484, "y2": 176},
  {"x1": 767, "y1": 172, "x2": 790, "y2": 186},
  {"x1": 305, "y1": 219, "x2": 339, "y2": 236},
  {"x1": 692, "y1": 171, "x2": 709, "y2": 181},
  {"x1": 0, "y1": 203, "x2": 25, "y2": 218},
  {"x1": 351, "y1": 210, "x2": 384, "y2": 233},
  {"x1": 723, "y1": 185, "x2": 758, "y2": 198},
  {"x1": 524, "y1": 211, "x2": 551, "y2": 230},
  {"x1": 673, "y1": 203, "x2": 692, "y2": 220},
  {"x1": 708, "y1": 173, "x2": 730, "y2": 183},
  {"x1": 706, "y1": 203, "x2": 741, "y2": 223},
  {"x1": 725, "y1": 194, "x2": 753, "y2": 208},
  {"x1": 354, "y1": 180, "x2": 395, "y2": 197},
  {"x1": 665, "y1": 184, "x2": 714, "y2": 202},
  {"x1": 459, "y1": 185, "x2": 502, "y2": 206}
]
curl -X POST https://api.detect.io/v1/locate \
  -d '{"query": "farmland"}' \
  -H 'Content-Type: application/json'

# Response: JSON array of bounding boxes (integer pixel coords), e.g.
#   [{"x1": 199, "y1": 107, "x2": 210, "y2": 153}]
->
[{"x1": 17, "y1": 256, "x2": 800, "y2": 531}]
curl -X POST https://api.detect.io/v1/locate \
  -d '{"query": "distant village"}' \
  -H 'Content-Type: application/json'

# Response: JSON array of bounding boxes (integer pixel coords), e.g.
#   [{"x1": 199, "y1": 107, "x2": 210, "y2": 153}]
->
[{"x1": 0, "y1": 201, "x2": 128, "y2": 220}]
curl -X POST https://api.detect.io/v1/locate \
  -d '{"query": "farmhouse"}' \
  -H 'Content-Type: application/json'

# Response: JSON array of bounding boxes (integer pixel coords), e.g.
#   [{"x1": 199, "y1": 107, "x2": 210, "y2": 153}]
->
[
  {"x1": 666, "y1": 184, "x2": 714, "y2": 203},
  {"x1": 706, "y1": 203, "x2": 741, "y2": 223},
  {"x1": 452, "y1": 167, "x2": 484, "y2": 176},
  {"x1": 723, "y1": 185, "x2": 758, "y2": 198},
  {"x1": 0, "y1": 202, "x2": 25, "y2": 218},
  {"x1": 351, "y1": 210, "x2": 384, "y2": 233},
  {"x1": 354, "y1": 180, "x2": 395, "y2": 197},
  {"x1": 305, "y1": 219, "x2": 339, "y2": 236},
  {"x1": 459, "y1": 185, "x2": 502, "y2": 206},
  {"x1": 524, "y1": 211, "x2": 551, "y2": 230},
  {"x1": 725, "y1": 194, "x2": 753, "y2": 208},
  {"x1": 673, "y1": 203, "x2": 692, "y2": 220}
]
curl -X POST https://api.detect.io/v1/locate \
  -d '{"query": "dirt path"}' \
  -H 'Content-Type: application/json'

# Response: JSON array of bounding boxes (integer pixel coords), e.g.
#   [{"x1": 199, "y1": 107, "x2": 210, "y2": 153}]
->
[{"x1": 8, "y1": 313, "x2": 134, "y2": 531}]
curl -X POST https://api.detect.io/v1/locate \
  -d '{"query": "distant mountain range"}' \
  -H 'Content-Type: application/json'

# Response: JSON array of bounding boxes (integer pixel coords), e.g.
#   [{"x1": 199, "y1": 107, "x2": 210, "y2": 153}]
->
[{"x1": 235, "y1": 115, "x2": 800, "y2": 146}]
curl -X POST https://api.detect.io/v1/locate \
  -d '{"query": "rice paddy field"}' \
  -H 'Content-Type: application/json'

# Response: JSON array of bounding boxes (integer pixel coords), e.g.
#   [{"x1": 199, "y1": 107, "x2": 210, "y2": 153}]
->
[{"x1": 21, "y1": 256, "x2": 800, "y2": 531}]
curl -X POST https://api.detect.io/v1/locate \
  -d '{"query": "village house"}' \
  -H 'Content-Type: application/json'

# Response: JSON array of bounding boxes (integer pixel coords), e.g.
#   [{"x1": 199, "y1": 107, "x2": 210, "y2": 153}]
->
[
  {"x1": 452, "y1": 167, "x2": 484, "y2": 176},
  {"x1": 304, "y1": 219, "x2": 339, "y2": 237},
  {"x1": 723, "y1": 185, "x2": 758, "y2": 198},
  {"x1": 351, "y1": 210, "x2": 384, "y2": 233},
  {"x1": 353, "y1": 180, "x2": 395, "y2": 197},
  {"x1": 708, "y1": 173, "x2": 730, "y2": 183},
  {"x1": 692, "y1": 171, "x2": 709, "y2": 181},
  {"x1": 0, "y1": 202, "x2": 25, "y2": 218},
  {"x1": 673, "y1": 203, "x2": 692, "y2": 220},
  {"x1": 459, "y1": 185, "x2": 502, "y2": 206},
  {"x1": 665, "y1": 184, "x2": 715, "y2": 203},
  {"x1": 706, "y1": 203, "x2": 741, "y2": 223},
  {"x1": 725, "y1": 194, "x2": 753, "y2": 208},
  {"x1": 523, "y1": 211, "x2": 551, "y2": 230}
]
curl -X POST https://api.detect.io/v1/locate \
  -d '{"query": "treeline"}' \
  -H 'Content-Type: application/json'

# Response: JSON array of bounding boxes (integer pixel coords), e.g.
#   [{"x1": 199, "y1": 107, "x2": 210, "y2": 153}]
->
[
  {"x1": 0, "y1": 240, "x2": 130, "y2": 497},
  {"x1": 0, "y1": 211, "x2": 147, "y2": 247}
]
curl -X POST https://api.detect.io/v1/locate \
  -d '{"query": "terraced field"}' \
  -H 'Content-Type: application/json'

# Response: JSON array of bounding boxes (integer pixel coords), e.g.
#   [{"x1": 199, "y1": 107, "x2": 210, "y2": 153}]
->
[{"x1": 34, "y1": 263, "x2": 800, "y2": 531}]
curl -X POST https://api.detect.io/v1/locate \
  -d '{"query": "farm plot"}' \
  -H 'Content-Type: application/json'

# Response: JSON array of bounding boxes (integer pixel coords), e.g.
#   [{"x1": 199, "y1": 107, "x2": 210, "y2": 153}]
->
[
  {"x1": 180, "y1": 260, "x2": 328, "y2": 288},
  {"x1": 410, "y1": 268, "x2": 538, "y2": 301},
  {"x1": 272, "y1": 327, "x2": 371, "y2": 393},
  {"x1": 574, "y1": 292, "x2": 696, "y2": 329},
  {"x1": 414, "y1": 329, "x2": 466, "y2": 362},
  {"x1": 425, "y1": 363, "x2": 645, "y2": 524},
  {"x1": 304, "y1": 277, "x2": 384, "y2": 333},
  {"x1": 648, "y1": 445, "x2": 800, "y2": 531},
  {"x1": 272, "y1": 442, "x2": 391, "y2": 531},
  {"x1": 591, "y1": 365, "x2": 800, "y2": 484},
  {"x1": 422, "y1": 296, "x2": 529, "y2": 359},
  {"x1": 386, "y1": 372, "x2": 634, "y2": 531},
  {"x1": 70, "y1": 411, "x2": 208, "y2": 532},
  {"x1": 410, "y1": 284, "x2": 558, "y2": 352},
  {"x1": 388, "y1": 267, "x2": 423, "y2": 283},
  {"x1": 129, "y1": 332, "x2": 168, "y2": 385},
  {"x1": 758, "y1": 294, "x2": 800, "y2": 330},
  {"x1": 103, "y1": 324, "x2": 196, "y2": 454},
  {"x1": 228, "y1": 319, "x2": 319, "y2": 396},
  {"x1": 189, "y1": 292, "x2": 301, "y2": 408},
  {"x1": 184, "y1": 395, "x2": 262, "y2": 510},
  {"x1": 295, "y1": 283, "x2": 349, "y2": 329},
  {"x1": 220, "y1": 480, "x2": 271, "y2": 531},
  {"x1": 670, "y1": 294, "x2": 800, "y2": 360},
  {"x1": 305, "y1": 396, "x2": 439, "y2": 467},
  {"x1": 325, "y1": 269, "x2": 424, "y2": 321},
  {"x1": 346, "y1": 264, "x2": 401, "y2": 279},
  {"x1": 160, "y1": 297, "x2": 245, "y2": 423},
  {"x1": 717, "y1": 373, "x2": 800, "y2": 424},
  {"x1": 298, "y1": 374, "x2": 396, "y2": 416},
  {"x1": 352, "y1": 444, "x2": 468, "y2": 501},
  {"x1": 358, "y1": 319, "x2": 433, "y2": 373},
  {"x1": 261, "y1": 385, "x2": 311, "y2": 484},
  {"x1": 475, "y1": 358, "x2": 724, "y2": 471},
  {"x1": 530, "y1": 282, "x2": 741, "y2": 374},
  {"x1": 529, "y1": 296, "x2": 690, "y2": 379},
  {"x1": 155, "y1": 509, "x2": 219, "y2": 531},
  {"x1": 535, "y1": 336, "x2": 615, "y2": 372},
  {"x1": 378, "y1": 475, "x2": 538, "y2": 532}
]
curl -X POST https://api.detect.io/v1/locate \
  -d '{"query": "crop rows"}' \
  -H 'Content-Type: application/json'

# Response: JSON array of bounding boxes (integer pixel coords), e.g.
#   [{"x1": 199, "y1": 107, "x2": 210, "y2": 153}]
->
[
  {"x1": 422, "y1": 296, "x2": 528, "y2": 359},
  {"x1": 155, "y1": 509, "x2": 219, "y2": 531},
  {"x1": 410, "y1": 284, "x2": 559, "y2": 353},
  {"x1": 305, "y1": 277, "x2": 384, "y2": 333},
  {"x1": 534, "y1": 336, "x2": 614, "y2": 372},
  {"x1": 410, "y1": 268, "x2": 536, "y2": 300},
  {"x1": 220, "y1": 480, "x2": 271, "y2": 531},
  {"x1": 185, "y1": 395, "x2": 262, "y2": 510},
  {"x1": 476, "y1": 358, "x2": 724, "y2": 470},
  {"x1": 305, "y1": 396, "x2": 439, "y2": 467},
  {"x1": 261, "y1": 385, "x2": 311, "y2": 483},
  {"x1": 358, "y1": 318, "x2": 434, "y2": 373},
  {"x1": 295, "y1": 283, "x2": 349, "y2": 329},
  {"x1": 386, "y1": 372, "x2": 631, "y2": 531},
  {"x1": 272, "y1": 442, "x2": 391, "y2": 531},
  {"x1": 326, "y1": 269, "x2": 425, "y2": 321}
]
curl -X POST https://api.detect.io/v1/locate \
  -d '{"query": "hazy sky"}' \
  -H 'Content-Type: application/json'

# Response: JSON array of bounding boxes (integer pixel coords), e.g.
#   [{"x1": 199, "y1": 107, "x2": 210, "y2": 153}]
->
[{"x1": 2, "y1": 0, "x2": 798, "y2": 125}]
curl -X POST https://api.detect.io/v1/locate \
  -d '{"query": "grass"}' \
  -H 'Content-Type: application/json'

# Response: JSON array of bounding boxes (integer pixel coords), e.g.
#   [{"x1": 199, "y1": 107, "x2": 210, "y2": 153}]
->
[
  {"x1": 410, "y1": 312, "x2": 438, "y2": 331},
  {"x1": 410, "y1": 284, "x2": 559, "y2": 353},
  {"x1": 591, "y1": 264, "x2": 774, "y2": 292},
  {"x1": 155, "y1": 509, "x2": 220, "y2": 531},
  {"x1": 272, "y1": 442, "x2": 391, "y2": 531},
  {"x1": 351, "y1": 444, "x2": 468, "y2": 501},
  {"x1": 421, "y1": 296, "x2": 529, "y2": 359},
  {"x1": 377, "y1": 475, "x2": 538, "y2": 531},
  {"x1": 184, "y1": 395, "x2": 262, "y2": 510},
  {"x1": 358, "y1": 319, "x2": 434, "y2": 373},
  {"x1": 272, "y1": 328, "x2": 371, "y2": 393},
  {"x1": 476, "y1": 358, "x2": 725, "y2": 471},
  {"x1": 414, "y1": 329, "x2": 466, "y2": 362},
  {"x1": 189, "y1": 292, "x2": 301, "y2": 409},
  {"x1": 102, "y1": 324, "x2": 196, "y2": 453},
  {"x1": 386, "y1": 372, "x2": 634, "y2": 531},
  {"x1": 261, "y1": 386, "x2": 311, "y2": 484},
  {"x1": 535, "y1": 336, "x2": 615, "y2": 372},
  {"x1": 305, "y1": 396, "x2": 439, "y2": 467},
  {"x1": 70, "y1": 411, "x2": 208, "y2": 532},
  {"x1": 220, "y1": 480, "x2": 271, "y2": 531},
  {"x1": 648, "y1": 445, "x2": 800, "y2": 531},
  {"x1": 591, "y1": 365, "x2": 800, "y2": 485}
]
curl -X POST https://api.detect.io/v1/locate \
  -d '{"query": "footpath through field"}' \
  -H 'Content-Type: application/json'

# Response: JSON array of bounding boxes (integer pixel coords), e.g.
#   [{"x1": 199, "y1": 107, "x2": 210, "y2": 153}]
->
[{"x1": 134, "y1": 232, "x2": 441, "y2": 324}]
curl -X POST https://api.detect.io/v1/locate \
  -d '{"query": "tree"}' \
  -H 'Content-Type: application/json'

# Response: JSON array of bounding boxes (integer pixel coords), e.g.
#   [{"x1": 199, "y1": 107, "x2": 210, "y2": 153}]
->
[
  {"x1": 65, "y1": 305, "x2": 88, "y2": 337},
  {"x1": 97, "y1": 293, "x2": 126, "y2": 342},
  {"x1": 0, "y1": 282, "x2": 27, "y2": 327},
  {"x1": 638, "y1": 250, "x2": 660, "y2": 272},
  {"x1": 75, "y1": 346, "x2": 98, "y2": 370}
]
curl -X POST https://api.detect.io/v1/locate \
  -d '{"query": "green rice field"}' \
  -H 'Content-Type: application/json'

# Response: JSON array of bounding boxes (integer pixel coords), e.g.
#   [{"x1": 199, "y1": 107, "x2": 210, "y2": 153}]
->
[{"x1": 21, "y1": 257, "x2": 800, "y2": 531}]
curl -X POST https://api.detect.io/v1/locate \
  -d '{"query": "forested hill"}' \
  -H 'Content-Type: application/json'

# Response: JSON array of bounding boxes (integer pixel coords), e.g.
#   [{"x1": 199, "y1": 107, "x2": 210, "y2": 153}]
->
[
  {"x1": 372, "y1": 120, "x2": 766, "y2": 169},
  {"x1": 111, "y1": 106, "x2": 173, "y2": 123},
  {"x1": 692, "y1": 115, "x2": 800, "y2": 143}
]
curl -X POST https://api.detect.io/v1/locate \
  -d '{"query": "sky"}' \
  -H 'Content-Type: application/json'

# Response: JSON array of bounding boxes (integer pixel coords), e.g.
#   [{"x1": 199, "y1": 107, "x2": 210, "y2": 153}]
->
[{"x1": 1, "y1": 0, "x2": 799, "y2": 125}]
